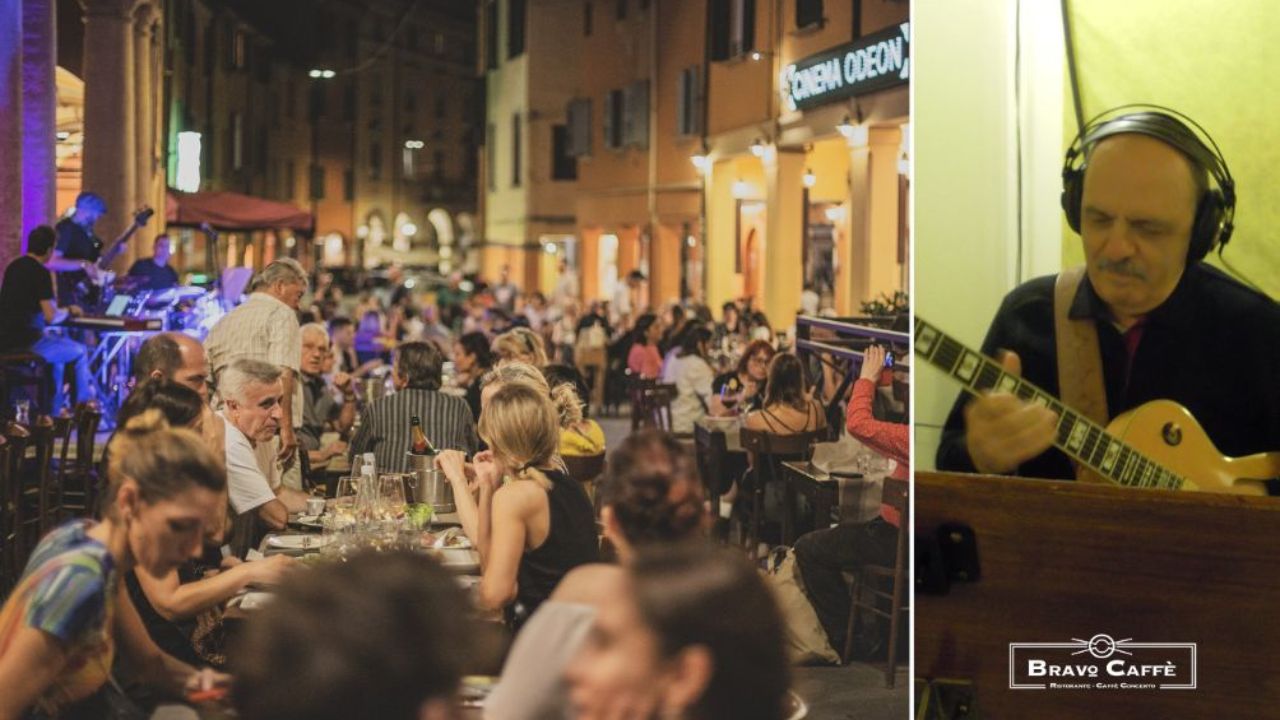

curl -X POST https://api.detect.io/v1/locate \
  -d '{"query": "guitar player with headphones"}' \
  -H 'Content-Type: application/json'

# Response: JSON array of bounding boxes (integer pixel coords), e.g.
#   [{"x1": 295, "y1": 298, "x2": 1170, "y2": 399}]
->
[
  {"x1": 935, "y1": 106, "x2": 1280, "y2": 487},
  {"x1": 49, "y1": 190, "x2": 152, "y2": 309}
]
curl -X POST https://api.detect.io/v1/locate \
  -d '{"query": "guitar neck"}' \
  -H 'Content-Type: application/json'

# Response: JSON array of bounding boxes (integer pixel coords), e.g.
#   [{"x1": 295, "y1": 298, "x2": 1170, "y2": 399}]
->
[
  {"x1": 915, "y1": 317, "x2": 1184, "y2": 490},
  {"x1": 97, "y1": 228, "x2": 136, "y2": 268}
]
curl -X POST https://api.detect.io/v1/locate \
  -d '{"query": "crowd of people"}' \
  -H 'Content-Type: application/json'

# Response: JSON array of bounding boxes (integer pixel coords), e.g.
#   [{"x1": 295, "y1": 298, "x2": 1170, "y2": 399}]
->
[{"x1": 0, "y1": 250, "x2": 898, "y2": 720}]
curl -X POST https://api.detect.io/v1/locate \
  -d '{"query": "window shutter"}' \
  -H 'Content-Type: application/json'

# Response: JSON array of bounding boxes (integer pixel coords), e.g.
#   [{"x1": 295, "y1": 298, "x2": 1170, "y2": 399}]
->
[
  {"x1": 603, "y1": 91, "x2": 615, "y2": 149},
  {"x1": 628, "y1": 80, "x2": 649, "y2": 148},
  {"x1": 709, "y1": 0, "x2": 731, "y2": 61}
]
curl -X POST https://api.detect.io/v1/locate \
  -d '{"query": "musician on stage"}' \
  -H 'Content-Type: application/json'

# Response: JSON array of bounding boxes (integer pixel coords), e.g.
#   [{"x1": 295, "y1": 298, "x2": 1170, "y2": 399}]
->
[
  {"x1": 0, "y1": 226, "x2": 92, "y2": 412},
  {"x1": 51, "y1": 191, "x2": 150, "y2": 307},
  {"x1": 936, "y1": 108, "x2": 1280, "y2": 482},
  {"x1": 126, "y1": 234, "x2": 180, "y2": 291}
]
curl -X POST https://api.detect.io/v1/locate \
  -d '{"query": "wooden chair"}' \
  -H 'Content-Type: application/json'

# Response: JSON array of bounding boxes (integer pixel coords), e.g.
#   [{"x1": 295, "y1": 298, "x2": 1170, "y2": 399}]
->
[
  {"x1": 737, "y1": 428, "x2": 826, "y2": 560},
  {"x1": 49, "y1": 410, "x2": 75, "y2": 524},
  {"x1": 17, "y1": 416, "x2": 58, "y2": 548},
  {"x1": 627, "y1": 375, "x2": 656, "y2": 431},
  {"x1": 562, "y1": 452, "x2": 607, "y2": 505},
  {"x1": 60, "y1": 404, "x2": 102, "y2": 518},
  {"x1": 644, "y1": 383, "x2": 680, "y2": 434},
  {"x1": 693, "y1": 422, "x2": 728, "y2": 518},
  {"x1": 0, "y1": 351, "x2": 52, "y2": 415},
  {"x1": 4, "y1": 421, "x2": 32, "y2": 571},
  {"x1": 0, "y1": 436, "x2": 13, "y2": 593},
  {"x1": 846, "y1": 477, "x2": 908, "y2": 687}
]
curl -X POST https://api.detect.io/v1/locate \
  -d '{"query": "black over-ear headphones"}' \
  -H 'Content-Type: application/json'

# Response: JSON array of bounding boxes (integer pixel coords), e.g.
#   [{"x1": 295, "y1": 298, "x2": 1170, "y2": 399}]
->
[{"x1": 1060, "y1": 104, "x2": 1236, "y2": 261}]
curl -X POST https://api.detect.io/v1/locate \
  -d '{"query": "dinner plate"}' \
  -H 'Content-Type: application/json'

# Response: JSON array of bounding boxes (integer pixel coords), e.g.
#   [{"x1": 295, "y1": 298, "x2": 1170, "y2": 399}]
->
[{"x1": 267, "y1": 534, "x2": 331, "y2": 550}]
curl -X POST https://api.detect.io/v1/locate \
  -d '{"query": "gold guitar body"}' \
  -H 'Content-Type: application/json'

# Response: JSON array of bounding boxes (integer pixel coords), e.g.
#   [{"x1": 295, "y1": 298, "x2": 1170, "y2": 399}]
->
[{"x1": 1081, "y1": 399, "x2": 1274, "y2": 496}]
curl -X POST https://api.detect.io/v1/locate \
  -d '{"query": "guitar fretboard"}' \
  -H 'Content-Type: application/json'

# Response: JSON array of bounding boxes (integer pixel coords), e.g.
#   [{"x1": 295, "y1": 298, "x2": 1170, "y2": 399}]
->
[{"x1": 915, "y1": 318, "x2": 1184, "y2": 490}]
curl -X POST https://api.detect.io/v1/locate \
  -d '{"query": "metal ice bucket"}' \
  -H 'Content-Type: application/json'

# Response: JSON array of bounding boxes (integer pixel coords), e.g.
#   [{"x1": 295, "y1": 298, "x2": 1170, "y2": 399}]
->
[{"x1": 407, "y1": 452, "x2": 454, "y2": 514}]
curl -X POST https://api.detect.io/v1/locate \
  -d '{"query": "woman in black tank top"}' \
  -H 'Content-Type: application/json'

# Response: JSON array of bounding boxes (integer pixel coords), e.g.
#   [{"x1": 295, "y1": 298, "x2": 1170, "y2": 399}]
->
[{"x1": 438, "y1": 381, "x2": 598, "y2": 624}]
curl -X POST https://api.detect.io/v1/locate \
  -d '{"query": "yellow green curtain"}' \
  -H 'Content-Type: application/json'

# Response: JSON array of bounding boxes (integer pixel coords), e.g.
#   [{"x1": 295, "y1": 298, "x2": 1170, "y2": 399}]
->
[{"x1": 1065, "y1": 1, "x2": 1280, "y2": 297}]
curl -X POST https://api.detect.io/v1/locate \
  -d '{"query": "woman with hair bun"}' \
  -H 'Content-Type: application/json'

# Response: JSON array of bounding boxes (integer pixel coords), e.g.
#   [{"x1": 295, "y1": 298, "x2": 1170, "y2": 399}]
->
[
  {"x1": 542, "y1": 364, "x2": 606, "y2": 457},
  {"x1": 492, "y1": 326, "x2": 549, "y2": 368},
  {"x1": 436, "y1": 382, "x2": 597, "y2": 623},
  {"x1": 485, "y1": 430, "x2": 709, "y2": 720},
  {"x1": 0, "y1": 411, "x2": 229, "y2": 718}
]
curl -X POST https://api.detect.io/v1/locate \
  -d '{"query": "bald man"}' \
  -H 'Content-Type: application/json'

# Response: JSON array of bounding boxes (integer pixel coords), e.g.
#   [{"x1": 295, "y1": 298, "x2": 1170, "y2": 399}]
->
[{"x1": 134, "y1": 332, "x2": 210, "y2": 402}]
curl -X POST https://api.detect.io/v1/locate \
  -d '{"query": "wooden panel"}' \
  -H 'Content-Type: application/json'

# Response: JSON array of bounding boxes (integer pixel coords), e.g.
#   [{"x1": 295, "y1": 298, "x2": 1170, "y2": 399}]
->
[{"x1": 915, "y1": 470, "x2": 1280, "y2": 718}]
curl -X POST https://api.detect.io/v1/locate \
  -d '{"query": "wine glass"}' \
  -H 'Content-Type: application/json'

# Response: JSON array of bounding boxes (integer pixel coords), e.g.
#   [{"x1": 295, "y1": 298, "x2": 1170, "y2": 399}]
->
[
  {"x1": 331, "y1": 475, "x2": 360, "y2": 523},
  {"x1": 378, "y1": 474, "x2": 408, "y2": 520}
]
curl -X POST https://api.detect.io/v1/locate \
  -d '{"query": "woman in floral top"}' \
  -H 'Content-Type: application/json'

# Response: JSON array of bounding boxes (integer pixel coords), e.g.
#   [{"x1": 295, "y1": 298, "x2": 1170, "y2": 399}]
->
[{"x1": 0, "y1": 411, "x2": 229, "y2": 718}]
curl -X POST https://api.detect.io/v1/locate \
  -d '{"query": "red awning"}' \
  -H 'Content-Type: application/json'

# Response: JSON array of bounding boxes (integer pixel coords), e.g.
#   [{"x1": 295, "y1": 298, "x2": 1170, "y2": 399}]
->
[{"x1": 165, "y1": 189, "x2": 313, "y2": 232}]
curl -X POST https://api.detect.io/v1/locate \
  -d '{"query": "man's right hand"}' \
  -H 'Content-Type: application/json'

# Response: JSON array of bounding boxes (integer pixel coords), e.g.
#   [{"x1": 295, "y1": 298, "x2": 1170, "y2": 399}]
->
[{"x1": 963, "y1": 351, "x2": 1058, "y2": 474}]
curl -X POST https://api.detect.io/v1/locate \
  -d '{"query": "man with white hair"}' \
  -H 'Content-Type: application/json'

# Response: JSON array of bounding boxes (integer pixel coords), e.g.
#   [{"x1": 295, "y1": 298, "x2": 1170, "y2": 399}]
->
[
  {"x1": 298, "y1": 323, "x2": 355, "y2": 466},
  {"x1": 206, "y1": 259, "x2": 307, "y2": 487},
  {"x1": 220, "y1": 359, "x2": 310, "y2": 553}
]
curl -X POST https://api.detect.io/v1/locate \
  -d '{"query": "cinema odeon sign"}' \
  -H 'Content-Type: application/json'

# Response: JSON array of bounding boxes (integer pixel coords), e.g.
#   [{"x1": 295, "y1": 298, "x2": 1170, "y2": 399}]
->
[{"x1": 781, "y1": 22, "x2": 910, "y2": 113}]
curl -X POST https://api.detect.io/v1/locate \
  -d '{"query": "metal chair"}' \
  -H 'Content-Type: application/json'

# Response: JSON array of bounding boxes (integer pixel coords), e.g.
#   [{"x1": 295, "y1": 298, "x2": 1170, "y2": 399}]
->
[
  {"x1": 846, "y1": 477, "x2": 909, "y2": 687},
  {"x1": 737, "y1": 428, "x2": 826, "y2": 560}
]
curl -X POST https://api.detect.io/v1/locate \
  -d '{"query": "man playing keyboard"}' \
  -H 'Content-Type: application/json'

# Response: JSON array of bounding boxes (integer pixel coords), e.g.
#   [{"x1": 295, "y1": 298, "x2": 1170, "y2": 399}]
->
[{"x1": 0, "y1": 226, "x2": 92, "y2": 412}]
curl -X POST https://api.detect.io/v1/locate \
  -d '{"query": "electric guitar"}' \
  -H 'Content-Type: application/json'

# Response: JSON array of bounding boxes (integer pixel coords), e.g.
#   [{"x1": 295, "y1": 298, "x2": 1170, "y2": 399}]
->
[
  {"x1": 64, "y1": 206, "x2": 154, "y2": 308},
  {"x1": 915, "y1": 316, "x2": 1278, "y2": 496}
]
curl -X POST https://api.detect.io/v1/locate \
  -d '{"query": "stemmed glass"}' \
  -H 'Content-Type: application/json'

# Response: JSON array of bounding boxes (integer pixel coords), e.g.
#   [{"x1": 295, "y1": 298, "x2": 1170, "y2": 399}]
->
[{"x1": 378, "y1": 474, "x2": 408, "y2": 521}]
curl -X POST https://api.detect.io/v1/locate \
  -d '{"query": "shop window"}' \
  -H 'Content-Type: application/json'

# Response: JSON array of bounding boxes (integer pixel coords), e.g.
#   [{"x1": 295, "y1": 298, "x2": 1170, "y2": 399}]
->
[
  {"x1": 509, "y1": 0, "x2": 527, "y2": 58},
  {"x1": 676, "y1": 67, "x2": 702, "y2": 136},
  {"x1": 370, "y1": 141, "x2": 382, "y2": 181},
  {"x1": 567, "y1": 98, "x2": 593, "y2": 157},
  {"x1": 343, "y1": 169, "x2": 355, "y2": 201},
  {"x1": 796, "y1": 0, "x2": 823, "y2": 30},
  {"x1": 552, "y1": 125, "x2": 577, "y2": 180}
]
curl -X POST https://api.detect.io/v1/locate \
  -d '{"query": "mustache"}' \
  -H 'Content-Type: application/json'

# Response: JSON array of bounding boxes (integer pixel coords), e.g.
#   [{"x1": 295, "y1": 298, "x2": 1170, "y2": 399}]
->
[{"x1": 1095, "y1": 258, "x2": 1146, "y2": 280}]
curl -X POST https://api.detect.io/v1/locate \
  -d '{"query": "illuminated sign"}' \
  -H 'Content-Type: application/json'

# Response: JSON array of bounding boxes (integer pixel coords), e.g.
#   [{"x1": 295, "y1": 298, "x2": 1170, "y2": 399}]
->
[
  {"x1": 176, "y1": 131, "x2": 202, "y2": 192},
  {"x1": 781, "y1": 22, "x2": 910, "y2": 112}
]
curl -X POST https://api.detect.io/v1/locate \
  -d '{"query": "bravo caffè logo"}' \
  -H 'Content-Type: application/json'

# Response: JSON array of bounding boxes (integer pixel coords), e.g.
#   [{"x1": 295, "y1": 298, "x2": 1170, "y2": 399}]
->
[{"x1": 1009, "y1": 634, "x2": 1196, "y2": 691}]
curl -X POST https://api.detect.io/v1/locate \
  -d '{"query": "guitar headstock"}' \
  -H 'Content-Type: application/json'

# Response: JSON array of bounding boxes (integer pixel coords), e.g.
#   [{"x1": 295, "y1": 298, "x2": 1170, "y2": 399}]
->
[{"x1": 134, "y1": 206, "x2": 154, "y2": 227}]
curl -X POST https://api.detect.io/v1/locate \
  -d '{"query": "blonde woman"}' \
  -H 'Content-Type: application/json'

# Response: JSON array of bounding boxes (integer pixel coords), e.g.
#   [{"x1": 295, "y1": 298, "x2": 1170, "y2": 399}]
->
[
  {"x1": 435, "y1": 383, "x2": 598, "y2": 624},
  {"x1": 492, "y1": 326, "x2": 549, "y2": 367},
  {"x1": 0, "y1": 412, "x2": 228, "y2": 718}
]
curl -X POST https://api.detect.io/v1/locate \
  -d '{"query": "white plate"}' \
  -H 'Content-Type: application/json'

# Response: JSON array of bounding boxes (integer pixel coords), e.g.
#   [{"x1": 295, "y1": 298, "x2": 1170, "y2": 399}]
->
[
  {"x1": 294, "y1": 515, "x2": 323, "y2": 526},
  {"x1": 267, "y1": 534, "x2": 331, "y2": 550},
  {"x1": 236, "y1": 591, "x2": 274, "y2": 611},
  {"x1": 433, "y1": 528, "x2": 473, "y2": 549}
]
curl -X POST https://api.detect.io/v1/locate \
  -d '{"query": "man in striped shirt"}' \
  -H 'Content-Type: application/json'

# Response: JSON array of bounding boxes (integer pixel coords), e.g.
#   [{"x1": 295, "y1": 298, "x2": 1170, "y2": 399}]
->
[
  {"x1": 349, "y1": 341, "x2": 477, "y2": 473},
  {"x1": 206, "y1": 259, "x2": 306, "y2": 487}
]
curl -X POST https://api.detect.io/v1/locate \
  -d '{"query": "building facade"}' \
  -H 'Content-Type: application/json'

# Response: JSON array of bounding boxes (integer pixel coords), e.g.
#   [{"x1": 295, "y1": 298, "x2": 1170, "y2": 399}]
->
[
  {"x1": 479, "y1": 0, "x2": 908, "y2": 331},
  {"x1": 477, "y1": 0, "x2": 583, "y2": 294}
]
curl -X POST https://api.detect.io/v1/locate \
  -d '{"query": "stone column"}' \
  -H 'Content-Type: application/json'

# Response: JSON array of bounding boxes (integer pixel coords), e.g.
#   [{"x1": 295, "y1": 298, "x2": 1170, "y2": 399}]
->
[
  {"x1": 763, "y1": 147, "x2": 806, "y2": 331},
  {"x1": 131, "y1": 1, "x2": 157, "y2": 264},
  {"x1": 21, "y1": 0, "x2": 56, "y2": 243},
  {"x1": 80, "y1": 0, "x2": 136, "y2": 272},
  {"x1": 847, "y1": 126, "x2": 903, "y2": 308},
  {"x1": 0, "y1": 0, "x2": 22, "y2": 266}
]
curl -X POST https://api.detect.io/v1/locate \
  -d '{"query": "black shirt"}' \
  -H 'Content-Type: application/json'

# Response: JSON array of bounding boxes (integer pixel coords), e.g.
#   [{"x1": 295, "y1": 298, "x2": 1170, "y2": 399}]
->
[
  {"x1": 54, "y1": 217, "x2": 100, "y2": 305},
  {"x1": 513, "y1": 468, "x2": 599, "y2": 622},
  {"x1": 712, "y1": 370, "x2": 766, "y2": 413},
  {"x1": 126, "y1": 258, "x2": 179, "y2": 290},
  {"x1": 0, "y1": 255, "x2": 53, "y2": 349},
  {"x1": 936, "y1": 263, "x2": 1280, "y2": 482}
]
